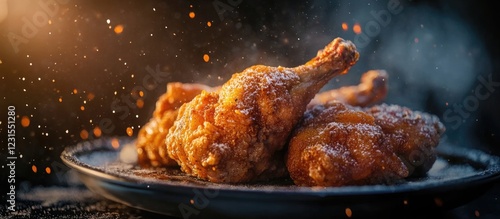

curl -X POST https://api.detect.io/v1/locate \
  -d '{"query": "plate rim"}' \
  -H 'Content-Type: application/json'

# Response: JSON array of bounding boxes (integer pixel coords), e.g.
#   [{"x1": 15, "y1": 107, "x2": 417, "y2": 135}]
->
[{"x1": 60, "y1": 136, "x2": 500, "y2": 197}]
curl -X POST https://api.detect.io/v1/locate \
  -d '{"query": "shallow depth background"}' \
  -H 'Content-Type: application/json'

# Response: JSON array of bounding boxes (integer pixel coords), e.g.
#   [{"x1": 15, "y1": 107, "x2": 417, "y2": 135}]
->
[{"x1": 0, "y1": 0, "x2": 499, "y2": 196}]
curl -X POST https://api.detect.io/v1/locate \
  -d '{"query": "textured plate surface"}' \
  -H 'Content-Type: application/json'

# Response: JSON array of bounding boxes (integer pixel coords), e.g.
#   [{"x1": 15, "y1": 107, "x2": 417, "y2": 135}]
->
[{"x1": 61, "y1": 137, "x2": 500, "y2": 219}]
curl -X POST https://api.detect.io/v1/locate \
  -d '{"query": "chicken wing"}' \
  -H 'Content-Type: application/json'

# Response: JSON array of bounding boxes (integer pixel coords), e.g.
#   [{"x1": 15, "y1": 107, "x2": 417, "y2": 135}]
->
[
  {"x1": 286, "y1": 102, "x2": 445, "y2": 187},
  {"x1": 165, "y1": 37, "x2": 359, "y2": 183},
  {"x1": 309, "y1": 69, "x2": 388, "y2": 108},
  {"x1": 136, "y1": 82, "x2": 218, "y2": 167}
]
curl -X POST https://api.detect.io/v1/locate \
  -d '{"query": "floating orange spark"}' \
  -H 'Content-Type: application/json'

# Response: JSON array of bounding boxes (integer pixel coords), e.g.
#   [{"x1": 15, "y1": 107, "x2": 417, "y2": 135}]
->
[
  {"x1": 114, "y1": 24, "x2": 124, "y2": 34},
  {"x1": 341, "y1": 22, "x2": 348, "y2": 31},
  {"x1": 345, "y1": 208, "x2": 352, "y2": 218},
  {"x1": 45, "y1": 167, "x2": 51, "y2": 174},
  {"x1": 21, "y1": 116, "x2": 30, "y2": 127},
  {"x1": 32, "y1": 165, "x2": 37, "y2": 173},
  {"x1": 207, "y1": 21, "x2": 212, "y2": 27},
  {"x1": 126, "y1": 127, "x2": 133, "y2": 136},
  {"x1": 111, "y1": 138, "x2": 120, "y2": 149},
  {"x1": 87, "y1": 92, "x2": 95, "y2": 101},
  {"x1": 80, "y1": 129, "x2": 89, "y2": 140},
  {"x1": 203, "y1": 54, "x2": 210, "y2": 62},
  {"x1": 353, "y1": 23, "x2": 362, "y2": 34},
  {"x1": 93, "y1": 127, "x2": 102, "y2": 137},
  {"x1": 189, "y1": 12, "x2": 195, "y2": 19},
  {"x1": 136, "y1": 99, "x2": 144, "y2": 109}
]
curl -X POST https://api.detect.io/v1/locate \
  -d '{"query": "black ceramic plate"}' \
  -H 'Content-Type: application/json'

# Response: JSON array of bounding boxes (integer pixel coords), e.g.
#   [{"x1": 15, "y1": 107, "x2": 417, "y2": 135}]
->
[{"x1": 61, "y1": 137, "x2": 500, "y2": 219}]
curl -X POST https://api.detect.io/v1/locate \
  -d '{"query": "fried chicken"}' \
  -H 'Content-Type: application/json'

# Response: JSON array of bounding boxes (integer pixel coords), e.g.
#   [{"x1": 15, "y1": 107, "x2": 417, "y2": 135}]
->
[
  {"x1": 309, "y1": 69, "x2": 388, "y2": 108},
  {"x1": 136, "y1": 69, "x2": 384, "y2": 168},
  {"x1": 286, "y1": 102, "x2": 445, "y2": 187},
  {"x1": 165, "y1": 37, "x2": 359, "y2": 183},
  {"x1": 136, "y1": 82, "x2": 218, "y2": 167},
  {"x1": 364, "y1": 104, "x2": 446, "y2": 176}
]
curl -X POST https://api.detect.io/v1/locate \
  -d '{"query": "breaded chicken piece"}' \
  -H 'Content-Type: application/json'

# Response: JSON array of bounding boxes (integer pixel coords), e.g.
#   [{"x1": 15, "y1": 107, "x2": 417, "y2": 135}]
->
[
  {"x1": 286, "y1": 102, "x2": 445, "y2": 187},
  {"x1": 309, "y1": 70, "x2": 388, "y2": 108},
  {"x1": 364, "y1": 104, "x2": 446, "y2": 176},
  {"x1": 287, "y1": 102, "x2": 409, "y2": 187},
  {"x1": 165, "y1": 38, "x2": 359, "y2": 183},
  {"x1": 136, "y1": 82, "x2": 218, "y2": 167},
  {"x1": 137, "y1": 70, "x2": 384, "y2": 168}
]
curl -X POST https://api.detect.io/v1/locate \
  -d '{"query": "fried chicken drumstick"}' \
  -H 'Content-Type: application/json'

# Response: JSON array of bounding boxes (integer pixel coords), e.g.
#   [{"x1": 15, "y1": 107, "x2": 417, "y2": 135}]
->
[
  {"x1": 165, "y1": 38, "x2": 359, "y2": 183},
  {"x1": 309, "y1": 69, "x2": 388, "y2": 108},
  {"x1": 286, "y1": 102, "x2": 445, "y2": 187},
  {"x1": 138, "y1": 69, "x2": 386, "y2": 168},
  {"x1": 136, "y1": 82, "x2": 218, "y2": 167}
]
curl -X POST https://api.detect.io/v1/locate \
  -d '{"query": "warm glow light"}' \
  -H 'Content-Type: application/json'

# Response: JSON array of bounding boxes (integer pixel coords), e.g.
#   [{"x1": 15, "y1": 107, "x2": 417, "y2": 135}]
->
[
  {"x1": 21, "y1": 116, "x2": 30, "y2": 127},
  {"x1": 0, "y1": 0, "x2": 8, "y2": 23},
  {"x1": 111, "y1": 138, "x2": 120, "y2": 149},
  {"x1": 345, "y1": 208, "x2": 352, "y2": 218},
  {"x1": 114, "y1": 24, "x2": 124, "y2": 34},
  {"x1": 139, "y1": 91, "x2": 144, "y2": 97},
  {"x1": 207, "y1": 21, "x2": 212, "y2": 27},
  {"x1": 203, "y1": 54, "x2": 210, "y2": 62},
  {"x1": 353, "y1": 23, "x2": 362, "y2": 34},
  {"x1": 80, "y1": 129, "x2": 89, "y2": 139},
  {"x1": 93, "y1": 127, "x2": 102, "y2": 137},
  {"x1": 341, "y1": 22, "x2": 348, "y2": 31},
  {"x1": 80, "y1": 106, "x2": 85, "y2": 111},
  {"x1": 45, "y1": 167, "x2": 51, "y2": 174},
  {"x1": 58, "y1": 97, "x2": 63, "y2": 102},
  {"x1": 136, "y1": 99, "x2": 144, "y2": 109},
  {"x1": 87, "y1": 92, "x2": 95, "y2": 101},
  {"x1": 189, "y1": 12, "x2": 195, "y2": 19},
  {"x1": 126, "y1": 127, "x2": 133, "y2": 136},
  {"x1": 32, "y1": 165, "x2": 37, "y2": 173}
]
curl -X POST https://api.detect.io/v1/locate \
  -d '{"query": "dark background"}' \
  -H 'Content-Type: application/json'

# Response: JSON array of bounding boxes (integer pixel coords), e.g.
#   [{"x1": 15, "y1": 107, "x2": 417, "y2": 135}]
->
[{"x1": 0, "y1": 0, "x2": 499, "y2": 217}]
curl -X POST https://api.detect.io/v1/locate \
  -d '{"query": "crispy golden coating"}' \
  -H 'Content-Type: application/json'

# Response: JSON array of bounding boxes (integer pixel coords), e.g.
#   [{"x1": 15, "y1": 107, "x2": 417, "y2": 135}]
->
[
  {"x1": 309, "y1": 70, "x2": 388, "y2": 108},
  {"x1": 286, "y1": 102, "x2": 445, "y2": 187},
  {"x1": 165, "y1": 38, "x2": 359, "y2": 183},
  {"x1": 136, "y1": 58, "x2": 375, "y2": 170},
  {"x1": 136, "y1": 82, "x2": 218, "y2": 167},
  {"x1": 286, "y1": 102, "x2": 409, "y2": 187},
  {"x1": 364, "y1": 104, "x2": 446, "y2": 176}
]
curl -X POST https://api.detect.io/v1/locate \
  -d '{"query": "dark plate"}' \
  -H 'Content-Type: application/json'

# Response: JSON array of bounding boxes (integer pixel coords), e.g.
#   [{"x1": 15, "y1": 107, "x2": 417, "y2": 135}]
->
[{"x1": 61, "y1": 137, "x2": 500, "y2": 219}]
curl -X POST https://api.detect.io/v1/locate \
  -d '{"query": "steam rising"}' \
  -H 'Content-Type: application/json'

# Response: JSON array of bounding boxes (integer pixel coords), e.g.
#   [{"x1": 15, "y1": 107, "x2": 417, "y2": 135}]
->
[
  {"x1": 120, "y1": 141, "x2": 138, "y2": 164},
  {"x1": 213, "y1": 1, "x2": 491, "y2": 115},
  {"x1": 374, "y1": 5, "x2": 490, "y2": 110},
  {"x1": 314, "y1": 1, "x2": 491, "y2": 113}
]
